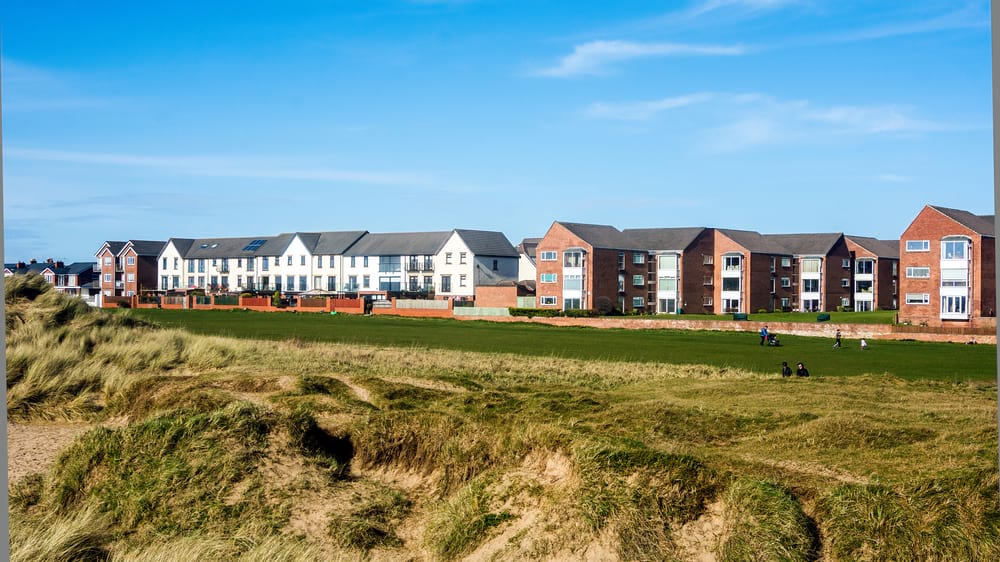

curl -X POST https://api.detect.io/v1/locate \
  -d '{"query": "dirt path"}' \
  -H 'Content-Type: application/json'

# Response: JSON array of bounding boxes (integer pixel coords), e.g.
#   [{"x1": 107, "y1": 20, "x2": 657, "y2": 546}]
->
[{"x1": 7, "y1": 422, "x2": 93, "y2": 484}]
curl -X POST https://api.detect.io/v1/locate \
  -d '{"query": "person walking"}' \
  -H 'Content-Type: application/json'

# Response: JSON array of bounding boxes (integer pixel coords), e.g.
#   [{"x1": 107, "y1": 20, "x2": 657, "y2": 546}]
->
[
  {"x1": 759, "y1": 325, "x2": 769, "y2": 346},
  {"x1": 781, "y1": 361, "x2": 792, "y2": 377},
  {"x1": 833, "y1": 329, "x2": 842, "y2": 348},
  {"x1": 860, "y1": 338, "x2": 868, "y2": 351},
  {"x1": 795, "y1": 362, "x2": 810, "y2": 377}
]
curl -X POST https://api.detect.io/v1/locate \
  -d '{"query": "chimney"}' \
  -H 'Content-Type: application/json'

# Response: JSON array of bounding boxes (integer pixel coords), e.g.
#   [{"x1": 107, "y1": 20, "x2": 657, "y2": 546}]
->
[
  {"x1": 56, "y1": 261, "x2": 65, "y2": 268},
  {"x1": 29, "y1": 258, "x2": 37, "y2": 264},
  {"x1": 16, "y1": 261, "x2": 25, "y2": 269},
  {"x1": 47, "y1": 258, "x2": 54, "y2": 264}
]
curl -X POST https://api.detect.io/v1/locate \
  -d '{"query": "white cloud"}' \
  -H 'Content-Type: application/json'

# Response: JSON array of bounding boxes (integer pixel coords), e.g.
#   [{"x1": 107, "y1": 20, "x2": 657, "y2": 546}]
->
[
  {"x1": 874, "y1": 174, "x2": 911, "y2": 183},
  {"x1": 833, "y1": 4, "x2": 988, "y2": 43},
  {"x1": 5, "y1": 148, "x2": 431, "y2": 187},
  {"x1": 688, "y1": 0, "x2": 803, "y2": 18},
  {"x1": 584, "y1": 93, "x2": 716, "y2": 120},
  {"x1": 535, "y1": 40, "x2": 747, "y2": 77}
]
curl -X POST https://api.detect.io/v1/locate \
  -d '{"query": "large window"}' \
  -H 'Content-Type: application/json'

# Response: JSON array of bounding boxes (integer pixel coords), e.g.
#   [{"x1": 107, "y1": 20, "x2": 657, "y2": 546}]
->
[
  {"x1": 658, "y1": 277, "x2": 677, "y2": 291},
  {"x1": 540, "y1": 251, "x2": 557, "y2": 261},
  {"x1": 379, "y1": 277, "x2": 401, "y2": 291},
  {"x1": 540, "y1": 273, "x2": 557, "y2": 283},
  {"x1": 723, "y1": 255, "x2": 740, "y2": 271},
  {"x1": 801, "y1": 259, "x2": 821, "y2": 273},
  {"x1": 941, "y1": 269, "x2": 968, "y2": 287},
  {"x1": 906, "y1": 267, "x2": 931, "y2": 278},
  {"x1": 564, "y1": 275, "x2": 583, "y2": 290},
  {"x1": 905, "y1": 293, "x2": 930, "y2": 304},
  {"x1": 941, "y1": 295, "x2": 968, "y2": 315},
  {"x1": 658, "y1": 254, "x2": 678, "y2": 269},
  {"x1": 441, "y1": 275, "x2": 451, "y2": 292},
  {"x1": 564, "y1": 298, "x2": 582, "y2": 310},
  {"x1": 942, "y1": 240, "x2": 968, "y2": 260},
  {"x1": 855, "y1": 280, "x2": 873, "y2": 293},
  {"x1": 803, "y1": 279, "x2": 820, "y2": 292},
  {"x1": 379, "y1": 256, "x2": 401, "y2": 273},
  {"x1": 564, "y1": 251, "x2": 583, "y2": 267},
  {"x1": 856, "y1": 260, "x2": 873, "y2": 274},
  {"x1": 632, "y1": 275, "x2": 644, "y2": 287},
  {"x1": 633, "y1": 253, "x2": 645, "y2": 265},
  {"x1": 722, "y1": 277, "x2": 740, "y2": 291},
  {"x1": 906, "y1": 240, "x2": 930, "y2": 252}
]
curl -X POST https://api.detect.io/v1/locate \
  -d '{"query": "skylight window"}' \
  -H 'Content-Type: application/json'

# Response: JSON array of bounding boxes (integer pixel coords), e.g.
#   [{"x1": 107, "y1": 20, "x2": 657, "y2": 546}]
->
[{"x1": 242, "y1": 239, "x2": 267, "y2": 251}]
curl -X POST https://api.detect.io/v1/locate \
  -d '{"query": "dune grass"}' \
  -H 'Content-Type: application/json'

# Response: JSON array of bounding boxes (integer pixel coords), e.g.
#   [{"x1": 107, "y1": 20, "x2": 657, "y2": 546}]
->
[{"x1": 7, "y1": 278, "x2": 1000, "y2": 560}]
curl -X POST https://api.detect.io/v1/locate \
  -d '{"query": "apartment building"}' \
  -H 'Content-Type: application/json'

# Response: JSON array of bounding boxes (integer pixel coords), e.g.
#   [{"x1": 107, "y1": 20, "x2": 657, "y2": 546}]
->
[
  {"x1": 622, "y1": 227, "x2": 715, "y2": 314},
  {"x1": 899, "y1": 205, "x2": 995, "y2": 327},
  {"x1": 767, "y1": 233, "x2": 853, "y2": 312},
  {"x1": 713, "y1": 229, "x2": 795, "y2": 313},
  {"x1": 844, "y1": 235, "x2": 899, "y2": 311},
  {"x1": 535, "y1": 222, "x2": 648, "y2": 312},
  {"x1": 96, "y1": 240, "x2": 164, "y2": 297}
]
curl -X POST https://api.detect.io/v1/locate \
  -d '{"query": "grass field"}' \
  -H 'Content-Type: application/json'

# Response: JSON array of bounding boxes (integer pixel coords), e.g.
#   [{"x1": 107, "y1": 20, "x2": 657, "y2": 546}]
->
[{"x1": 126, "y1": 309, "x2": 997, "y2": 382}]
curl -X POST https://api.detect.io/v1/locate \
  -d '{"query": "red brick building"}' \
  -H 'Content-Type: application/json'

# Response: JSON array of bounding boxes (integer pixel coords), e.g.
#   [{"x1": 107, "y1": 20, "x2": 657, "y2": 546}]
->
[
  {"x1": 535, "y1": 222, "x2": 648, "y2": 313},
  {"x1": 767, "y1": 233, "x2": 854, "y2": 312},
  {"x1": 899, "y1": 205, "x2": 995, "y2": 327},
  {"x1": 623, "y1": 227, "x2": 715, "y2": 314},
  {"x1": 844, "y1": 235, "x2": 899, "y2": 311},
  {"x1": 714, "y1": 229, "x2": 795, "y2": 313},
  {"x1": 96, "y1": 239, "x2": 165, "y2": 298}
]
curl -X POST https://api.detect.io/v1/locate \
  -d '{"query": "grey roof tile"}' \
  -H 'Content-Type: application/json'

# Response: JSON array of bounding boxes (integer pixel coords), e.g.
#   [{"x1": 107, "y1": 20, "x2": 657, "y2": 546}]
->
[
  {"x1": 311, "y1": 231, "x2": 368, "y2": 255},
  {"x1": 344, "y1": 232, "x2": 451, "y2": 256},
  {"x1": 845, "y1": 235, "x2": 900, "y2": 259},
  {"x1": 929, "y1": 205, "x2": 995, "y2": 236},
  {"x1": 623, "y1": 227, "x2": 707, "y2": 251},
  {"x1": 766, "y1": 233, "x2": 843, "y2": 256},
  {"x1": 717, "y1": 229, "x2": 792, "y2": 255},
  {"x1": 556, "y1": 222, "x2": 645, "y2": 250},
  {"x1": 454, "y1": 229, "x2": 519, "y2": 257}
]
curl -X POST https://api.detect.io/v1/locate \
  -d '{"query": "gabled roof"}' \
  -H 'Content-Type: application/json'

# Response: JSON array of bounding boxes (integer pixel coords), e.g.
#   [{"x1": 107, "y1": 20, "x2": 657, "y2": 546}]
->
[
  {"x1": 311, "y1": 231, "x2": 368, "y2": 255},
  {"x1": 166, "y1": 238, "x2": 196, "y2": 256},
  {"x1": 518, "y1": 238, "x2": 541, "y2": 259},
  {"x1": 256, "y1": 233, "x2": 296, "y2": 256},
  {"x1": 766, "y1": 233, "x2": 843, "y2": 256},
  {"x1": 183, "y1": 236, "x2": 278, "y2": 259},
  {"x1": 120, "y1": 240, "x2": 167, "y2": 257},
  {"x1": 555, "y1": 222, "x2": 645, "y2": 251},
  {"x1": 453, "y1": 229, "x2": 519, "y2": 257},
  {"x1": 845, "y1": 235, "x2": 900, "y2": 259},
  {"x1": 64, "y1": 262, "x2": 98, "y2": 275},
  {"x1": 623, "y1": 227, "x2": 707, "y2": 252},
  {"x1": 344, "y1": 231, "x2": 451, "y2": 256},
  {"x1": 97, "y1": 241, "x2": 127, "y2": 257},
  {"x1": 929, "y1": 206, "x2": 995, "y2": 237},
  {"x1": 5, "y1": 262, "x2": 53, "y2": 275},
  {"x1": 717, "y1": 229, "x2": 791, "y2": 255}
]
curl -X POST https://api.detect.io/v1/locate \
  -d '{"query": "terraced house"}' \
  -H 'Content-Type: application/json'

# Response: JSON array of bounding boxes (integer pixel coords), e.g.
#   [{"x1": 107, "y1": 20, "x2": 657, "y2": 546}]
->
[{"x1": 899, "y1": 205, "x2": 995, "y2": 327}]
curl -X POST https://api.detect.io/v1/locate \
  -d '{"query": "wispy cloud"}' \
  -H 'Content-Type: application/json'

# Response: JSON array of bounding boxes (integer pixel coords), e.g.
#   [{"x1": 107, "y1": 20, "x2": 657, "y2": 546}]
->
[
  {"x1": 832, "y1": 4, "x2": 988, "y2": 43},
  {"x1": 874, "y1": 174, "x2": 911, "y2": 183},
  {"x1": 5, "y1": 148, "x2": 432, "y2": 186},
  {"x1": 2, "y1": 59, "x2": 125, "y2": 112},
  {"x1": 535, "y1": 40, "x2": 747, "y2": 77},
  {"x1": 584, "y1": 93, "x2": 716, "y2": 120},
  {"x1": 687, "y1": 0, "x2": 803, "y2": 18}
]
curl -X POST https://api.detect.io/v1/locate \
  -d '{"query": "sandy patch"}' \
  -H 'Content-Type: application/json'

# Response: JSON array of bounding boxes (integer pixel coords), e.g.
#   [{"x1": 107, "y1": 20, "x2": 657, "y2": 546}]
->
[{"x1": 8, "y1": 422, "x2": 92, "y2": 484}]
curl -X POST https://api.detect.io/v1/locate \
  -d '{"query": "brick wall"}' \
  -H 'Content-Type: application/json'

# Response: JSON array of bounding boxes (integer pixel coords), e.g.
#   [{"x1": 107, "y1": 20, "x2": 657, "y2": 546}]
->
[
  {"x1": 681, "y1": 230, "x2": 715, "y2": 314},
  {"x1": 476, "y1": 285, "x2": 518, "y2": 308}
]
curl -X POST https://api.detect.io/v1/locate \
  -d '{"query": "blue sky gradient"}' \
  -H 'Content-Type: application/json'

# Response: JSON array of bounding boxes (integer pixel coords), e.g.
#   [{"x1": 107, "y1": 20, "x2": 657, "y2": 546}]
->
[{"x1": 2, "y1": 0, "x2": 993, "y2": 261}]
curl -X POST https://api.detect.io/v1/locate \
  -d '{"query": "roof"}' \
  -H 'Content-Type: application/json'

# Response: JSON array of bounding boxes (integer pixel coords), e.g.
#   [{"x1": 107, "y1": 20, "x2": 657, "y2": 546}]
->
[
  {"x1": 98, "y1": 241, "x2": 126, "y2": 256},
  {"x1": 166, "y1": 238, "x2": 196, "y2": 256},
  {"x1": 5, "y1": 262, "x2": 52, "y2": 275},
  {"x1": 766, "y1": 233, "x2": 843, "y2": 256},
  {"x1": 717, "y1": 229, "x2": 791, "y2": 255},
  {"x1": 555, "y1": 222, "x2": 645, "y2": 250},
  {"x1": 454, "y1": 230, "x2": 519, "y2": 257},
  {"x1": 255, "y1": 233, "x2": 296, "y2": 256},
  {"x1": 623, "y1": 227, "x2": 707, "y2": 252},
  {"x1": 344, "y1": 231, "x2": 451, "y2": 256},
  {"x1": 311, "y1": 231, "x2": 368, "y2": 255},
  {"x1": 64, "y1": 262, "x2": 98, "y2": 275},
  {"x1": 182, "y1": 236, "x2": 278, "y2": 259},
  {"x1": 121, "y1": 240, "x2": 167, "y2": 256},
  {"x1": 845, "y1": 235, "x2": 900, "y2": 259},
  {"x1": 929, "y1": 206, "x2": 995, "y2": 236},
  {"x1": 518, "y1": 238, "x2": 541, "y2": 259}
]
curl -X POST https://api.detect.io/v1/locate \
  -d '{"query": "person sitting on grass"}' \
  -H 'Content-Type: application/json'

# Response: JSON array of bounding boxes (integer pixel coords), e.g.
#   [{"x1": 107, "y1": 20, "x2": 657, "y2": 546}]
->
[
  {"x1": 795, "y1": 362, "x2": 810, "y2": 377},
  {"x1": 781, "y1": 361, "x2": 792, "y2": 377}
]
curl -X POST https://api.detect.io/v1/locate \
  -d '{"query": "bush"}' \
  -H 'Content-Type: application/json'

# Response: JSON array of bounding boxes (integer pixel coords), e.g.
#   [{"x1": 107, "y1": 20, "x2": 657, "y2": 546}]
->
[
  {"x1": 509, "y1": 308, "x2": 560, "y2": 318},
  {"x1": 757, "y1": 309, "x2": 768, "y2": 314}
]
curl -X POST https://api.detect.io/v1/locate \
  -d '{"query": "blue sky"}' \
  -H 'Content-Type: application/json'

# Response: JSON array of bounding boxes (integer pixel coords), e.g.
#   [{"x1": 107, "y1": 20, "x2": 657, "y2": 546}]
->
[{"x1": 2, "y1": 0, "x2": 993, "y2": 262}]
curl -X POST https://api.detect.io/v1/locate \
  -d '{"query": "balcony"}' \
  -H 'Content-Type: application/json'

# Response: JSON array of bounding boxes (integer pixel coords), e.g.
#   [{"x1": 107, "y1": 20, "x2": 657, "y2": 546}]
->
[{"x1": 406, "y1": 258, "x2": 434, "y2": 272}]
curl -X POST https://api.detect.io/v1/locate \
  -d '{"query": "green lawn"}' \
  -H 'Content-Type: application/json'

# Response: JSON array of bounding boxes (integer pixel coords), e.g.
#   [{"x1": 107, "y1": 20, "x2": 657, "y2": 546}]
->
[{"x1": 126, "y1": 309, "x2": 997, "y2": 382}]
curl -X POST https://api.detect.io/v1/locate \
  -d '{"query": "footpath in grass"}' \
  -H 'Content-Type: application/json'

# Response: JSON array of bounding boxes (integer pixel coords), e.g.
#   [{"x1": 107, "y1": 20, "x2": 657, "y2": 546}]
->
[{"x1": 128, "y1": 309, "x2": 996, "y2": 382}]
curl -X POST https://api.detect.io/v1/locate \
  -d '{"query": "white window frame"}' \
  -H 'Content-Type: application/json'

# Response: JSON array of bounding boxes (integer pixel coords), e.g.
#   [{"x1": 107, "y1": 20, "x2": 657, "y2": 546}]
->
[
  {"x1": 632, "y1": 296, "x2": 644, "y2": 308},
  {"x1": 906, "y1": 240, "x2": 930, "y2": 252},
  {"x1": 781, "y1": 277, "x2": 791, "y2": 288},
  {"x1": 841, "y1": 258, "x2": 850, "y2": 269},
  {"x1": 841, "y1": 278, "x2": 850, "y2": 287},
  {"x1": 540, "y1": 273, "x2": 557, "y2": 283},
  {"x1": 540, "y1": 296, "x2": 557, "y2": 306},
  {"x1": 632, "y1": 274, "x2": 644, "y2": 287},
  {"x1": 633, "y1": 253, "x2": 645, "y2": 265},
  {"x1": 906, "y1": 267, "x2": 931, "y2": 279},
  {"x1": 539, "y1": 251, "x2": 557, "y2": 261},
  {"x1": 781, "y1": 257, "x2": 791, "y2": 268},
  {"x1": 905, "y1": 293, "x2": 930, "y2": 305}
]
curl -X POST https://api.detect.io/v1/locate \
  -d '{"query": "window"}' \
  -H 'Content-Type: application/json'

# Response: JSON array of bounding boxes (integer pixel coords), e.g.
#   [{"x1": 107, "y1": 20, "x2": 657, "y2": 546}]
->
[
  {"x1": 941, "y1": 269, "x2": 968, "y2": 287},
  {"x1": 260, "y1": 276, "x2": 269, "y2": 290},
  {"x1": 632, "y1": 296, "x2": 644, "y2": 308},
  {"x1": 780, "y1": 297, "x2": 790, "y2": 308},
  {"x1": 313, "y1": 276, "x2": 320, "y2": 289},
  {"x1": 856, "y1": 280, "x2": 873, "y2": 293},
  {"x1": 618, "y1": 275, "x2": 625, "y2": 292},
  {"x1": 841, "y1": 278, "x2": 850, "y2": 287},
  {"x1": 446, "y1": 253, "x2": 453, "y2": 264},
  {"x1": 212, "y1": 259, "x2": 218, "y2": 267},
  {"x1": 247, "y1": 258, "x2": 254, "y2": 272},
  {"x1": 246, "y1": 276, "x2": 253, "y2": 289},
  {"x1": 261, "y1": 259, "x2": 268, "y2": 272},
  {"x1": 300, "y1": 256, "x2": 306, "y2": 266},
  {"x1": 633, "y1": 253, "x2": 645, "y2": 265},
  {"x1": 379, "y1": 256, "x2": 401, "y2": 273},
  {"x1": 906, "y1": 267, "x2": 931, "y2": 278},
  {"x1": 841, "y1": 297, "x2": 850, "y2": 306},
  {"x1": 328, "y1": 276, "x2": 337, "y2": 291},
  {"x1": 362, "y1": 275, "x2": 370, "y2": 289},
  {"x1": 186, "y1": 261, "x2": 194, "y2": 273},
  {"x1": 781, "y1": 257, "x2": 791, "y2": 268},
  {"x1": 703, "y1": 296, "x2": 714, "y2": 306},
  {"x1": 703, "y1": 255, "x2": 714, "y2": 265},
  {"x1": 380, "y1": 277, "x2": 401, "y2": 291},
  {"x1": 856, "y1": 260, "x2": 873, "y2": 275},
  {"x1": 770, "y1": 257, "x2": 775, "y2": 273},
  {"x1": 801, "y1": 259, "x2": 821, "y2": 273},
  {"x1": 658, "y1": 277, "x2": 677, "y2": 291},
  {"x1": 564, "y1": 298, "x2": 582, "y2": 310},
  {"x1": 287, "y1": 256, "x2": 293, "y2": 266},
  {"x1": 329, "y1": 256, "x2": 335, "y2": 268},
  {"x1": 941, "y1": 295, "x2": 968, "y2": 316},
  {"x1": 722, "y1": 277, "x2": 739, "y2": 291},
  {"x1": 221, "y1": 276, "x2": 229, "y2": 289},
  {"x1": 408, "y1": 276, "x2": 419, "y2": 291},
  {"x1": 347, "y1": 275, "x2": 357, "y2": 290},
  {"x1": 275, "y1": 277, "x2": 283, "y2": 291},
  {"x1": 127, "y1": 274, "x2": 135, "y2": 282},
  {"x1": 274, "y1": 256, "x2": 280, "y2": 267},
  {"x1": 618, "y1": 252, "x2": 626, "y2": 270},
  {"x1": 540, "y1": 273, "x2": 557, "y2": 283},
  {"x1": 221, "y1": 258, "x2": 229, "y2": 271},
  {"x1": 172, "y1": 276, "x2": 180, "y2": 289},
  {"x1": 906, "y1": 240, "x2": 930, "y2": 252},
  {"x1": 350, "y1": 256, "x2": 356, "y2": 268},
  {"x1": 905, "y1": 293, "x2": 930, "y2": 304},
  {"x1": 459, "y1": 274, "x2": 467, "y2": 287},
  {"x1": 173, "y1": 257, "x2": 179, "y2": 269},
  {"x1": 781, "y1": 277, "x2": 791, "y2": 287},
  {"x1": 162, "y1": 258, "x2": 167, "y2": 269},
  {"x1": 127, "y1": 256, "x2": 136, "y2": 266},
  {"x1": 658, "y1": 254, "x2": 678, "y2": 269},
  {"x1": 564, "y1": 275, "x2": 582, "y2": 290},
  {"x1": 842, "y1": 258, "x2": 850, "y2": 268},
  {"x1": 564, "y1": 251, "x2": 583, "y2": 267},
  {"x1": 803, "y1": 279, "x2": 820, "y2": 292},
  {"x1": 540, "y1": 251, "x2": 557, "y2": 261},
  {"x1": 317, "y1": 256, "x2": 323, "y2": 268},
  {"x1": 103, "y1": 256, "x2": 111, "y2": 266},
  {"x1": 198, "y1": 259, "x2": 206, "y2": 273},
  {"x1": 633, "y1": 274, "x2": 644, "y2": 287},
  {"x1": 540, "y1": 296, "x2": 557, "y2": 306},
  {"x1": 492, "y1": 259, "x2": 498, "y2": 271},
  {"x1": 942, "y1": 240, "x2": 968, "y2": 260},
  {"x1": 723, "y1": 256, "x2": 740, "y2": 271},
  {"x1": 198, "y1": 276, "x2": 205, "y2": 288},
  {"x1": 211, "y1": 275, "x2": 219, "y2": 288},
  {"x1": 441, "y1": 275, "x2": 452, "y2": 292},
  {"x1": 160, "y1": 276, "x2": 168, "y2": 290},
  {"x1": 423, "y1": 276, "x2": 433, "y2": 290},
  {"x1": 460, "y1": 252, "x2": 467, "y2": 265}
]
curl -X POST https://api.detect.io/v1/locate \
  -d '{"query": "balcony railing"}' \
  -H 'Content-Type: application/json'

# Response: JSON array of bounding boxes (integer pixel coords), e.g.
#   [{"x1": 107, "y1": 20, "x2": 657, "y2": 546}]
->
[{"x1": 406, "y1": 259, "x2": 434, "y2": 271}]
